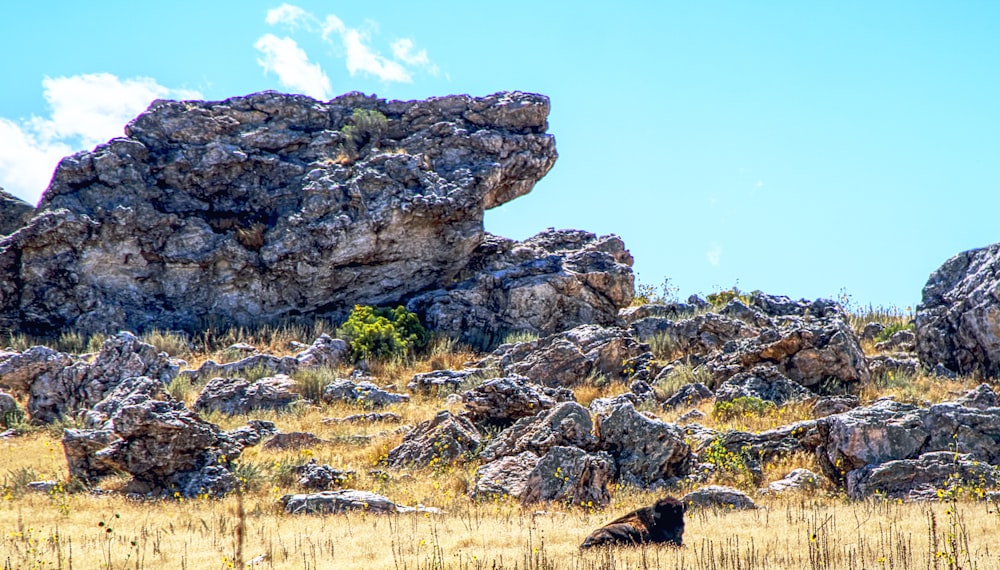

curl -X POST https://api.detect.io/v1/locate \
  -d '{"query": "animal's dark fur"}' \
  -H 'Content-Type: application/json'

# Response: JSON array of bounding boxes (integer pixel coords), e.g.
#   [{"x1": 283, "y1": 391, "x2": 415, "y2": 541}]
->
[{"x1": 580, "y1": 497, "x2": 685, "y2": 549}]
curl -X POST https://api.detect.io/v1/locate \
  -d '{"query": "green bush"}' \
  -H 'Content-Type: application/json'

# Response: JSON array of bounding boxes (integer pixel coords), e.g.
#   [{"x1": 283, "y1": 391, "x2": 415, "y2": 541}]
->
[
  {"x1": 706, "y1": 286, "x2": 756, "y2": 309},
  {"x1": 874, "y1": 320, "x2": 915, "y2": 343},
  {"x1": 337, "y1": 305, "x2": 429, "y2": 362}
]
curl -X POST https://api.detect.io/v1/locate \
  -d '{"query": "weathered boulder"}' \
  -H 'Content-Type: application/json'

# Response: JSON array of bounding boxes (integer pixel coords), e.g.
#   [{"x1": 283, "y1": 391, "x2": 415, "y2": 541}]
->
[
  {"x1": 17, "y1": 332, "x2": 180, "y2": 424},
  {"x1": 811, "y1": 395, "x2": 860, "y2": 418},
  {"x1": 295, "y1": 459, "x2": 355, "y2": 490},
  {"x1": 470, "y1": 451, "x2": 539, "y2": 500},
  {"x1": 867, "y1": 355, "x2": 921, "y2": 378},
  {"x1": 955, "y1": 383, "x2": 999, "y2": 410},
  {"x1": 916, "y1": 244, "x2": 1000, "y2": 377},
  {"x1": 481, "y1": 401, "x2": 596, "y2": 462},
  {"x1": 321, "y1": 379, "x2": 409, "y2": 408},
  {"x1": 293, "y1": 334, "x2": 349, "y2": 369},
  {"x1": 384, "y1": 410, "x2": 481, "y2": 468},
  {"x1": 461, "y1": 375, "x2": 573, "y2": 425},
  {"x1": 663, "y1": 383, "x2": 714, "y2": 409},
  {"x1": 93, "y1": 399, "x2": 260, "y2": 497},
  {"x1": 0, "y1": 346, "x2": 75, "y2": 394},
  {"x1": 280, "y1": 490, "x2": 401, "y2": 514},
  {"x1": 407, "y1": 368, "x2": 480, "y2": 393},
  {"x1": 179, "y1": 353, "x2": 299, "y2": 383},
  {"x1": 767, "y1": 468, "x2": 820, "y2": 494},
  {"x1": 875, "y1": 330, "x2": 916, "y2": 353},
  {"x1": 194, "y1": 374, "x2": 301, "y2": 415},
  {"x1": 0, "y1": 187, "x2": 33, "y2": 236},
  {"x1": 520, "y1": 446, "x2": 614, "y2": 507},
  {"x1": 846, "y1": 451, "x2": 1000, "y2": 500},
  {"x1": 476, "y1": 325, "x2": 652, "y2": 387},
  {"x1": 633, "y1": 312, "x2": 757, "y2": 356},
  {"x1": 706, "y1": 420, "x2": 821, "y2": 466},
  {"x1": 597, "y1": 402, "x2": 691, "y2": 487},
  {"x1": 62, "y1": 428, "x2": 120, "y2": 484},
  {"x1": 714, "y1": 365, "x2": 813, "y2": 406},
  {"x1": 682, "y1": 485, "x2": 756, "y2": 510},
  {"x1": 409, "y1": 230, "x2": 634, "y2": 348},
  {"x1": 0, "y1": 389, "x2": 20, "y2": 425},
  {"x1": 0, "y1": 91, "x2": 559, "y2": 337},
  {"x1": 82, "y1": 375, "x2": 169, "y2": 428}
]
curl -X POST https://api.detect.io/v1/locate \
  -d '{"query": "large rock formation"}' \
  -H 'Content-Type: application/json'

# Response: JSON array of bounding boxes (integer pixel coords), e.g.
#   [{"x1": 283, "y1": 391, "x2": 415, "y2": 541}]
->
[
  {"x1": 0, "y1": 187, "x2": 34, "y2": 236},
  {"x1": 916, "y1": 244, "x2": 1000, "y2": 377},
  {"x1": 0, "y1": 91, "x2": 583, "y2": 336}
]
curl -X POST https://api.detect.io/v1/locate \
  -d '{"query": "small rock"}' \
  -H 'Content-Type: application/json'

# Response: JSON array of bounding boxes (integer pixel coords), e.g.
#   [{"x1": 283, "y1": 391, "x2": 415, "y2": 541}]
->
[
  {"x1": 263, "y1": 432, "x2": 327, "y2": 451},
  {"x1": 663, "y1": 383, "x2": 714, "y2": 409},
  {"x1": 321, "y1": 380, "x2": 409, "y2": 408},
  {"x1": 682, "y1": 485, "x2": 756, "y2": 510},
  {"x1": 767, "y1": 468, "x2": 820, "y2": 494}
]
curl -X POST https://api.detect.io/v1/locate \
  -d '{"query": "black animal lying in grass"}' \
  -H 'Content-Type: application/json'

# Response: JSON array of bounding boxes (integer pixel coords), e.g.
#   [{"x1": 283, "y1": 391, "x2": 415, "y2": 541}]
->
[{"x1": 580, "y1": 497, "x2": 685, "y2": 548}]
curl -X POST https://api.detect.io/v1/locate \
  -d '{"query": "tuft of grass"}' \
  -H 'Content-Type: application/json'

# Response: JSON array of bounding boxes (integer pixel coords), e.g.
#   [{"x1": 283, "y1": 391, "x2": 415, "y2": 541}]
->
[
  {"x1": 141, "y1": 329, "x2": 192, "y2": 358},
  {"x1": 293, "y1": 368, "x2": 338, "y2": 403}
]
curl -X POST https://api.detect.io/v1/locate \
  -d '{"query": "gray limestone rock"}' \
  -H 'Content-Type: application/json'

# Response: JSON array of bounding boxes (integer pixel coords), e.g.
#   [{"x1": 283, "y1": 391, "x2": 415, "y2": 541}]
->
[
  {"x1": 875, "y1": 330, "x2": 916, "y2": 353},
  {"x1": 682, "y1": 485, "x2": 756, "y2": 510},
  {"x1": 82, "y1": 375, "x2": 170, "y2": 428},
  {"x1": 0, "y1": 346, "x2": 76, "y2": 394},
  {"x1": 295, "y1": 459, "x2": 355, "y2": 490},
  {"x1": 407, "y1": 368, "x2": 481, "y2": 393},
  {"x1": 811, "y1": 395, "x2": 860, "y2": 418},
  {"x1": 0, "y1": 91, "x2": 558, "y2": 338},
  {"x1": 321, "y1": 379, "x2": 409, "y2": 408},
  {"x1": 520, "y1": 446, "x2": 614, "y2": 507},
  {"x1": 714, "y1": 365, "x2": 813, "y2": 406},
  {"x1": 280, "y1": 490, "x2": 401, "y2": 514},
  {"x1": 180, "y1": 353, "x2": 300, "y2": 383},
  {"x1": 481, "y1": 401, "x2": 596, "y2": 462},
  {"x1": 867, "y1": 355, "x2": 921, "y2": 378},
  {"x1": 846, "y1": 451, "x2": 1000, "y2": 500},
  {"x1": 0, "y1": 187, "x2": 33, "y2": 236},
  {"x1": 384, "y1": 410, "x2": 481, "y2": 468},
  {"x1": 194, "y1": 374, "x2": 302, "y2": 415},
  {"x1": 597, "y1": 402, "x2": 691, "y2": 487},
  {"x1": 663, "y1": 383, "x2": 714, "y2": 409},
  {"x1": 461, "y1": 375, "x2": 574, "y2": 425},
  {"x1": 767, "y1": 468, "x2": 821, "y2": 494},
  {"x1": 470, "y1": 451, "x2": 540, "y2": 500},
  {"x1": 62, "y1": 428, "x2": 121, "y2": 484},
  {"x1": 916, "y1": 244, "x2": 1000, "y2": 378}
]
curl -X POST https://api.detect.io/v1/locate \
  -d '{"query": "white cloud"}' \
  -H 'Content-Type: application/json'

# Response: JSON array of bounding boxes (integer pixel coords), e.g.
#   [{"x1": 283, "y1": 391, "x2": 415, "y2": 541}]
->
[
  {"x1": 255, "y1": 34, "x2": 333, "y2": 99},
  {"x1": 707, "y1": 243, "x2": 723, "y2": 267},
  {"x1": 265, "y1": 3, "x2": 311, "y2": 27},
  {"x1": 262, "y1": 4, "x2": 435, "y2": 84},
  {"x1": 0, "y1": 73, "x2": 201, "y2": 206}
]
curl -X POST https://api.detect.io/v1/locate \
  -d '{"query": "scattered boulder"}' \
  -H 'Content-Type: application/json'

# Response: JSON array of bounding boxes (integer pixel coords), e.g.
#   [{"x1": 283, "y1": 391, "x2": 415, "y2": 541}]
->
[
  {"x1": 663, "y1": 383, "x2": 714, "y2": 409},
  {"x1": 409, "y1": 230, "x2": 634, "y2": 348},
  {"x1": 861, "y1": 323, "x2": 885, "y2": 342},
  {"x1": 846, "y1": 451, "x2": 1000, "y2": 500},
  {"x1": 194, "y1": 374, "x2": 301, "y2": 415},
  {"x1": 0, "y1": 187, "x2": 34, "y2": 236},
  {"x1": 295, "y1": 459, "x2": 355, "y2": 490},
  {"x1": 0, "y1": 346, "x2": 75, "y2": 394},
  {"x1": 0, "y1": 390, "x2": 20, "y2": 425},
  {"x1": 62, "y1": 428, "x2": 120, "y2": 484},
  {"x1": 280, "y1": 490, "x2": 402, "y2": 515},
  {"x1": 407, "y1": 368, "x2": 481, "y2": 393},
  {"x1": 580, "y1": 497, "x2": 686, "y2": 548},
  {"x1": 955, "y1": 383, "x2": 999, "y2": 410},
  {"x1": 916, "y1": 243, "x2": 1000, "y2": 378},
  {"x1": 811, "y1": 395, "x2": 860, "y2": 418},
  {"x1": 470, "y1": 451, "x2": 539, "y2": 500},
  {"x1": 476, "y1": 324, "x2": 652, "y2": 387},
  {"x1": 682, "y1": 485, "x2": 756, "y2": 510},
  {"x1": 481, "y1": 401, "x2": 596, "y2": 462},
  {"x1": 767, "y1": 468, "x2": 820, "y2": 494},
  {"x1": 293, "y1": 334, "x2": 349, "y2": 369},
  {"x1": 707, "y1": 420, "x2": 821, "y2": 466},
  {"x1": 520, "y1": 446, "x2": 614, "y2": 507},
  {"x1": 597, "y1": 402, "x2": 691, "y2": 487},
  {"x1": 321, "y1": 379, "x2": 409, "y2": 408},
  {"x1": 0, "y1": 91, "x2": 558, "y2": 337},
  {"x1": 384, "y1": 410, "x2": 481, "y2": 468},
  {"x1": 714, "y1": 365, "x2": 813, "y2": 406},
  {"x1": 875, "y1": 330, "x2": 916, "y2": 353},
  {"x1": 461, "y1": 375, "x2": 573, "y2": 425}
]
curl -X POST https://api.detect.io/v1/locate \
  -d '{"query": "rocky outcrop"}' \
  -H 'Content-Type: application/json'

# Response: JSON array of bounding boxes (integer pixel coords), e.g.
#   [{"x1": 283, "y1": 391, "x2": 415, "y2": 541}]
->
[
  {"x1": 714, "y1": 365, "x2": 813, "y2": 406},
  {"x1": 63, "y1": 428, "x2": 120, "y2": 484},
  {"x1": 0, "y1": 91, "x2": 561, "y2": 337},
  {"x1": 321, "y1": 379, "x2": 409, "y2": 408},
  {"x1": 0, "y1": 187, "x2": 33, "y2": 236},
  {"x1": 846, "y1": 452, "x2": 1000, "y2": 500},
  {"x1": 470, "y1": 451, "x2": 539, "y2": 500},
  {"x1": 384, "y1": 410, "x2": 481, "y2": 468},
  {"x1": 476, "y1": 325, "x2": 652, "y2": 387},
  {"x1": 597, "y1": 402, "x2": 691, "y2": 487},
  {"x1": 520, "y1": 446, "x2": 614, "y2": 507},
  {"x1": 461, "y1": 375, "x2": 574, "y2": 425},
  {"x1": 916, "y1": 244, "x2": 1000, "y2": 377},
  {"x1": 193, "y1": 374, "x2": 301, "y2": 415},
  {"x1": 408, "y1": 230, "x2": 634, "y2": 347},
  {"x1": 481, "y1": 401, "x2": 596, "y2": 462},
  {"x1": 295, "y1": 459, "x2": 355, "y2": 490}
]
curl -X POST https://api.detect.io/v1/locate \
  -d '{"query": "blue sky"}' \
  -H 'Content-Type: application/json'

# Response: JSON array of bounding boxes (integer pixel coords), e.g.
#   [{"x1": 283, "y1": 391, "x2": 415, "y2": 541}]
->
[{"x1": 2, "y1": 1, "x2": 998, "y2": 310}]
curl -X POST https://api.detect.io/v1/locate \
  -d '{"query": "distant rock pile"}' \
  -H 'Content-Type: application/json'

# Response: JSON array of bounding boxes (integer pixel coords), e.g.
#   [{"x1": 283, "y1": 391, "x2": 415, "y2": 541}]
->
[{"x1": 0, "y1": 90, "x2": 632, "y2": 342}]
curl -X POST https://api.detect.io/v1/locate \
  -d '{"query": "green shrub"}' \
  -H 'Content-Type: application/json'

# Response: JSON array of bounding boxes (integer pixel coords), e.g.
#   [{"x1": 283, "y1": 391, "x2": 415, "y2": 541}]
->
[
  {"x1": 713, "y1": 396, "x2": 776, "y2": 421},
  {"x1": 337, "y1": 305, "x2": 429, "y2": 362},
  {"x1": 706, "y1": 286, "x2": 757, "y2": 309},
  {"x1": 874, "y1": 320, "x2": 916, "y2": 343}
]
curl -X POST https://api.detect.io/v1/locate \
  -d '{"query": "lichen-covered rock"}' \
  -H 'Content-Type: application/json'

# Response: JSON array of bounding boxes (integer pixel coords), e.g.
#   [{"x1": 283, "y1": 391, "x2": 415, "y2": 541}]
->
[
  {"x1": 409, "y1": 230, "x2": 634, "y2": 348},
  {"x1": 682, "y1": 485, "x2": 756, "y2": 510},
  {"x1": 714, "y1": 365, "x2": 813, "y2": 406},
  {"x1": 634, "y1": 312, "x2": 757, "y2": 355},
  {"x1": 597, "y1": 402, "x2": 691, "y2": 487},
  {"x1": 295, "y1": 459, "x2": 355, "y2": 490},
  {"x1": 280, "y1": 490, "x2": 401, "y2": 514},
  {"x1": 384, "y1": 410, "x2": 481, "y2": 468},
  {"x1": 476, "y1": 325, "x2": 652, "y2": 387},
  {"x1": 875, "y1": 330, "x2": 916, "y2": 353},
  {"x1": 194, "y1": 374, "x2": 301, "y2": 415},
  {"x1": 470, "y1": 451, "x2": 539, "y2": 500},
  {"x1": 0, "y1": 91, "x2": 559, "y2": 338},
  {"x1": 663, "y1": 383, "x2": 714, "y2": 409},
  {"x1": 846, "y1": 452, "x2": 1000, "y2": 500},
  {"x1": 461, "y1": 375, "x2": 573, "y2": 425},
  {"x1": 767, "y1": 468, "x2": 820, "y2": 494},
  {"x1": 520, "y1": 446, "x2": 614, "y2": 507},
  {"x1": 0, "y1": 187, "x2": 33, "y2": 236},
  {"x1": 481, "y1": 401, "x2": 596, "y2": 462},
  {"x1": 25, "y1": 332, "x2": 179, "y2": 424},
  {"x1": 62, "y1": 428, "x2": 120, "y2": 484},
  {"x1": 867, "y1": 355, "x2": 921, "y2": 378},
  {"x1": 321, "y1": 379, "x2": 409, "y2": 408},
  {"x1": 916, "y1": 244, "x2": 1000, "y2": 377}
]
